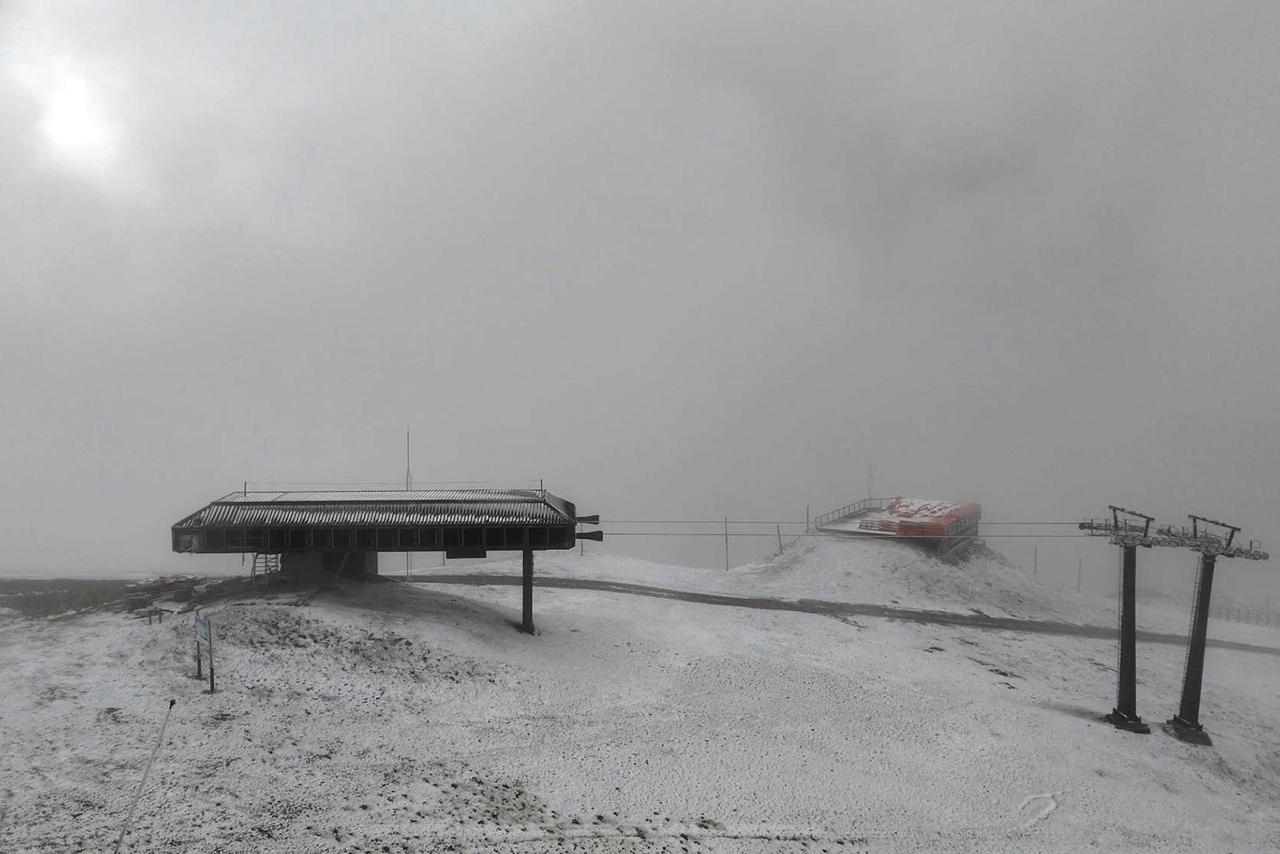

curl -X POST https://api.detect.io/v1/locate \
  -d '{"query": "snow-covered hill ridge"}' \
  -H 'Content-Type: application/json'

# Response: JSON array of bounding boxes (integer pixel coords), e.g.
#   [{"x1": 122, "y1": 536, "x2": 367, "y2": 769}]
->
[{"x1": 1, "y1": 537, "x2": 1278, "y2": 851}]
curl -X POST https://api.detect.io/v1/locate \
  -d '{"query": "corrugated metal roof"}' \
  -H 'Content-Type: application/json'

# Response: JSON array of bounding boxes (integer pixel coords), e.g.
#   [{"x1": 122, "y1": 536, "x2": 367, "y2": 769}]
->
[
  {"x1": 215, "y1": 489, "x2": 549, "y2": 504},
  {"x1": 175, "y1": 489, "x2": 576, "y2": 529}
]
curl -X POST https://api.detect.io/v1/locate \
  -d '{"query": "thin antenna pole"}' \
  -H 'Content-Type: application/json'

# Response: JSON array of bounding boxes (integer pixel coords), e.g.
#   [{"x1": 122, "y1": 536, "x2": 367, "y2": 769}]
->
[{"x1": 405, "y1": 428, "x2": 412, "y2": 579}]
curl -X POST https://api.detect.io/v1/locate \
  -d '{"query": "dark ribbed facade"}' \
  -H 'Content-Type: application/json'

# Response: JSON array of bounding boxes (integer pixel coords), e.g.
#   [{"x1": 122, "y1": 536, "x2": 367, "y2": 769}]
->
[{"x1": 172, "y1": 489, "x2": 578, "y2": 556}]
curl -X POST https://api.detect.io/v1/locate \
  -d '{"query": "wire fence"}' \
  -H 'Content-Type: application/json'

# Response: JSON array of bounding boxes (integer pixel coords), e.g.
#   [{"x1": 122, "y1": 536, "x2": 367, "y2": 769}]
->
[{"x1": 1209, "y1": 606, "x2": 1280, "y2": 627}]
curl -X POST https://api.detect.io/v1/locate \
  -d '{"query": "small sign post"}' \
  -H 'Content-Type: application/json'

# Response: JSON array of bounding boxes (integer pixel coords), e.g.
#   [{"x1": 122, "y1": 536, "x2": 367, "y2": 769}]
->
[{"x1": 194, "y1": 613, "x2": 214, "y2": 692}]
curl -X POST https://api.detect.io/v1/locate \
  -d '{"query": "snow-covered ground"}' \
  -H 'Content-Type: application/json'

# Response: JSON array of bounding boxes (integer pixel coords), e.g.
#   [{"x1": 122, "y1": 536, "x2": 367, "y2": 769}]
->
[{"x1": 1, "y1": 536, "x2": 1278, "y2": 852}]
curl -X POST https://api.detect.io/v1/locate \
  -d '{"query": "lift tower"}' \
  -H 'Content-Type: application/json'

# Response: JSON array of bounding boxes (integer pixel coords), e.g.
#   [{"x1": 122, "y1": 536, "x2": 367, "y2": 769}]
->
[
  {"x1": 1153, "y1": 515, "x2": 1269, "y2": 744},
  {"x1": 1080, "y1": 506, "x2": 1165, "y2": 733}
]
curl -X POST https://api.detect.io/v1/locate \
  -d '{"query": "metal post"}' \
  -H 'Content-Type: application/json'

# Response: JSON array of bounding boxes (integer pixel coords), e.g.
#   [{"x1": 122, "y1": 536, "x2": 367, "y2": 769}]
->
[
  {"x1": 207, "y1": 619, "x2": 216, "y2": 694},
  {"x1": 521, "y1": 549, "x2": 535, "y2": 634},
  {"x1": 1106, "y1": 545, "x2": 1149, "y2": 733},
  {"x1": 776, "y1": 524, "x2": 783, "y2": 554},
  {"x1": 1169, "y1": 553, "x2": 1216, "y2": 742},
  {"x1": 195, "y1": 640, "x2": 202, "y2": 679},
  {"x1": 724, "y1": 516, "x2": 729, "y2": 570}
]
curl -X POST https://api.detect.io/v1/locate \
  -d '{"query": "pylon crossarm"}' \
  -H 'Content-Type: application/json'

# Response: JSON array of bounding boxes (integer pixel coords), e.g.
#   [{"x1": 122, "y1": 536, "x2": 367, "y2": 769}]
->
[
  {"x1": 1078, "y1": 519, "x2": 1178, "y2": 549},
  {"x1": 1155, "y1": 522, "x2": 1270, "y2": 561},
  {"x1": 1080, "y1": 518, "x2": 1269, "y2": 559}
]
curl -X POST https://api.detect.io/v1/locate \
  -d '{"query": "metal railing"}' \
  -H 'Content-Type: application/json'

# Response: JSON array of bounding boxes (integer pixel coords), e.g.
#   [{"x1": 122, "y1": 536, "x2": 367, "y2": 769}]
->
[{"x1": 813, "y1": 497, "x2": 894, "y2": 530}]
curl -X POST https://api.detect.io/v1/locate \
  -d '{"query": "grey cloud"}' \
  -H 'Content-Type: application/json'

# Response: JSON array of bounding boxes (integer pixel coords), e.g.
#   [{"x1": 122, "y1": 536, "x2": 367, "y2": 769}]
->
[{"x1": 1, "y1": 1, "x2": 1277, "y2": 596}]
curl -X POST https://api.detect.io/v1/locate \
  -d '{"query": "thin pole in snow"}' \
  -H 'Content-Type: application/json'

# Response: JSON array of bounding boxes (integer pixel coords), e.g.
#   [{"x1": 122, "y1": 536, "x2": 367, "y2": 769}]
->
[
  {"x1": 207, "y1": 620, "x2": 216, "y2": 694},
  {"x1": 777, "y1": 524, "x2": 783, "y2": 554},
  {"x1": 112, "y1": 699, "x2": 176, "y2": 854},
  {"x1": 724, "y1": 515, "x2": 729, "y2": 570}
]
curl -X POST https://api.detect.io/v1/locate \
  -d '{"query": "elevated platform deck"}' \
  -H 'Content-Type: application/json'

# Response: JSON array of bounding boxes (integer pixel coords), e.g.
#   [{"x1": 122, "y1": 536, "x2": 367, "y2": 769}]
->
[{"x1": 814, "y1": 497, "x2": 981, "y2": 561}]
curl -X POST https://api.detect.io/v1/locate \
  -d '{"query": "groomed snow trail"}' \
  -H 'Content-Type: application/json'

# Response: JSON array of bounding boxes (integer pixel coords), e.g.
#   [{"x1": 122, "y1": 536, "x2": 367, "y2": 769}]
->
[{"x1": 414, "y1": 573, "x2": 1280, "y2": 657}]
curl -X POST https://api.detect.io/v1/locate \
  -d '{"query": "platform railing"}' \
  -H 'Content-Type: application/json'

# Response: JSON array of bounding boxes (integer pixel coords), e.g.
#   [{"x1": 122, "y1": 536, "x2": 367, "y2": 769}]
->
[{"x1": 813, "y1": 497, "x2": 894, "y2": 530}]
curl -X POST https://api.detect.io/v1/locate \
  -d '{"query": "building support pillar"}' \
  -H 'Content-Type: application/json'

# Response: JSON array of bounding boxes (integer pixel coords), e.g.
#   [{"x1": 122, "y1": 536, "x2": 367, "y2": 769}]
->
[
  {"x1": 521, "y1": 549, "x2": 535, "y2": 635},
  {"x1": 1168, "y1": 553, "x2": 1216, "y2": 744},
  {"x1": 1105, "y1": 545, "x2": 1149, "y2": 733}
]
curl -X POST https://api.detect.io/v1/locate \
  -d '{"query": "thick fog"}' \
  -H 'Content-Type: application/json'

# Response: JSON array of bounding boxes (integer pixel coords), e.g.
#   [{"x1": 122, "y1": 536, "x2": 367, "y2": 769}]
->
[{"x1": 2, "y1": 2, "x2": 1277, "y2": 601}]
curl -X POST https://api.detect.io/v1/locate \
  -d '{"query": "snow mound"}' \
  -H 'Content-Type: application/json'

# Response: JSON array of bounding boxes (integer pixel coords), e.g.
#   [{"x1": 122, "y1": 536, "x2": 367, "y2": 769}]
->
[
  {"x1": 214, "y1": 601, "x2": 503, "y2": 684},
  {"x1": 729, "y1": 536, "x2": 1104, "y2": 622},
  {"x1": 479, "y1": 536, "x2": 1108, "y2": 624}
]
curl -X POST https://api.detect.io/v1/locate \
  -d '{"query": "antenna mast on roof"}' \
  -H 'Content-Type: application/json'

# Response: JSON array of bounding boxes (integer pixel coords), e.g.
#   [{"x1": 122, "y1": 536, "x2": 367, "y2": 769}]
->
[
  {"x1": 405, "y1": 428, "x2": 412, "y2": 580},
  {"x1": 405, "y1": 428, "x2": 412, "y2": 491}
]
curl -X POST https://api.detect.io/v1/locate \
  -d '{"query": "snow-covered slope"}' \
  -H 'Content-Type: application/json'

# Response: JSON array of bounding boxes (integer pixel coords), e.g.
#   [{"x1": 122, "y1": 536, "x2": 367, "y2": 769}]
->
[
  {"x1": 467, "y1": 535, "x2": 1277, "y2": 643},
  {"x1": 729, "y1": 537, "x2": 1097, "y2": 619},
  {"x1": 449, "y1": 536, "x2": 1079, "y2": 619},
  {"x1": 1, "y1": 539, "x2": 1277, "y2": 852}
]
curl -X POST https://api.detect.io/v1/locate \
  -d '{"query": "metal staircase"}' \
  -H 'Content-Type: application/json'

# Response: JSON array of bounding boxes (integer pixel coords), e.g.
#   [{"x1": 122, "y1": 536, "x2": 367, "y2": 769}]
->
[{"x1": 250, "y1": 553, "x2": 281, "y2": 585}]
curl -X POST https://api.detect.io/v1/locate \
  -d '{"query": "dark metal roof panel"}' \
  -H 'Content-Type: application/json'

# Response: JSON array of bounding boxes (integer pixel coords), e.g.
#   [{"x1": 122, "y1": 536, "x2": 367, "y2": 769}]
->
[
  {"x1": 215, "y1": 489, "x2": 548, "y2": 504},
  {"x1": 174, "y1": 489, "x2": 576, "y2": 529}
]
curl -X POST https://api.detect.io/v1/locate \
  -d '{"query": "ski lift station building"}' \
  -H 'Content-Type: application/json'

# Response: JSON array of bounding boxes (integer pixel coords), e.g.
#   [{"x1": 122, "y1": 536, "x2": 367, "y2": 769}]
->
[{"x1": 172, "y1": 488, "x2": 599, "y2": 632}]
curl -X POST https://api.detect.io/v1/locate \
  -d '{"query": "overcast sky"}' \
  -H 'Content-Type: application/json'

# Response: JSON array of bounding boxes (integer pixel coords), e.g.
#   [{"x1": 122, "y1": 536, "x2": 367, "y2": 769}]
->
[{"x1": 2, "y1": 2, "x2": 1278, "y2": 593}]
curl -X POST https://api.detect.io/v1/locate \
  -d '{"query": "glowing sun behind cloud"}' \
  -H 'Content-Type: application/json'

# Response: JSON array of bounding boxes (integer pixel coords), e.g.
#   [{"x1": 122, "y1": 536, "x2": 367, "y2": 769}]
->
[
  {"x1": 6, "y1": 51, "x2": 137, "y2": 195},
  {"x1": 39, "y1": 70, "x2": 119, "y2": 171}
]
